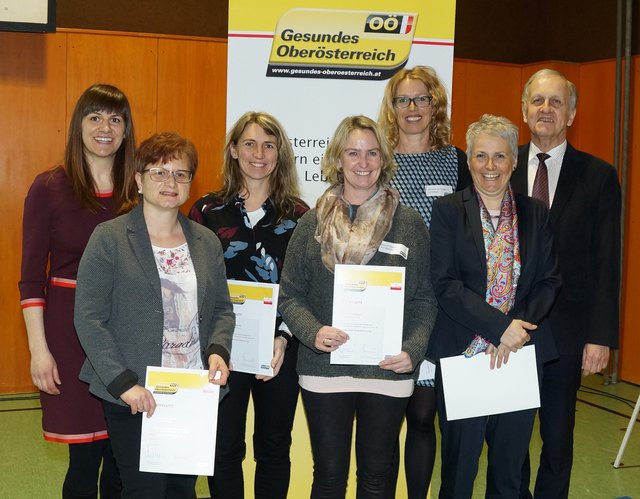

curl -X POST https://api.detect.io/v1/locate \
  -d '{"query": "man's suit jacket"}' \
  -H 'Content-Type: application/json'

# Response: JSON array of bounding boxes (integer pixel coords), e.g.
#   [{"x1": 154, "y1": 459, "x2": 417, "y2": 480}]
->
[
  {"x1": 512, "y1": 142, "x2": 621, "y2": 355},
  {"x1": 75, "y1": 204, "x2": 235, "y2": 405},
  {"x1": 427, "y1": 187, "x2": 561, "y2": 364}
]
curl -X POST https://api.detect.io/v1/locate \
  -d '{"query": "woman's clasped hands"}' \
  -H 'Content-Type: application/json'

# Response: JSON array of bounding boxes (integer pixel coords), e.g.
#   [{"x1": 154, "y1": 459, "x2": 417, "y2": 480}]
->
[{"x1": 487, "y1": 319, "x2": 537, "y2": 369}]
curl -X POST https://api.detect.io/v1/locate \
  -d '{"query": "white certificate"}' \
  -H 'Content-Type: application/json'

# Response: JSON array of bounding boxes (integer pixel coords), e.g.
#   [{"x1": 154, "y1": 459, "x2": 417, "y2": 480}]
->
[
  {"x1": 228, "y1": 281, "x2": 278, "y2": 376},
  {"x1": 140, "y1": 366, "x2": 220, "y2": 476},
  {"x1": 330, "y1": 264, "x2": 405, "y2": 365},
  {"x1": 440, "y1": 345, "x2": 540, "y2": 421}
]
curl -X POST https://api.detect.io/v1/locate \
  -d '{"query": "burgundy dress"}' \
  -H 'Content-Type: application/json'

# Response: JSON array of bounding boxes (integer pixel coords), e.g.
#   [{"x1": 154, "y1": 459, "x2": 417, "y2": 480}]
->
[{"x1": 19, "y1": 167, "x2": 117, "y2": 443}]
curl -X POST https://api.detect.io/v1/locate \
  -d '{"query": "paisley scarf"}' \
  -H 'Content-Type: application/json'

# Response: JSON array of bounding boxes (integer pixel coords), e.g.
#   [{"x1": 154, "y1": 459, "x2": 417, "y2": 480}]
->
[{"x1": 464, "y1": 184, "x2": 521, "y2": 356}]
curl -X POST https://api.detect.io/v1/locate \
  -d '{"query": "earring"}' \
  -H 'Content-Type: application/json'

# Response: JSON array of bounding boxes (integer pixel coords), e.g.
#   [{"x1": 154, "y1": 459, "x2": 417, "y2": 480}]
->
[{"x1": 138, "y1": 189, "x2": 142, "y2": 194}]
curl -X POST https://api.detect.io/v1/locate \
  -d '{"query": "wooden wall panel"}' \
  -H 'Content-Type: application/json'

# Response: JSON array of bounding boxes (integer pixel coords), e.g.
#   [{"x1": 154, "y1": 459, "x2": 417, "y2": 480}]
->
[
  {"x1": 450, "y1": 60, "x2": 523, "y2": 151},
  {"x1": 55, "y1": 0, "x2": 640, "y2": 62},
  {"x1": 0, "y1": 32, "x2": 68, "y2": 392},
  {"x1": 156, "y1": 38, "x2": 228, "y2": 206},
  {"x1": 619, "y1": 57, "x2": 640, "y2": 383},
  {"x1": 576, "y1": 60, "x2": 617, "y2": 164},
  {"x1": 66, "y1": 32, "x2": 159, "y2": 142}
]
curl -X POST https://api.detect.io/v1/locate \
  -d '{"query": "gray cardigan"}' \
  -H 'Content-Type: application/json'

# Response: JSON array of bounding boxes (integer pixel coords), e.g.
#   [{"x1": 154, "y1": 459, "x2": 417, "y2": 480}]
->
[
  {"x1": 75, "y1": 204, "x2": 235, "y2": 405},
  {"x1": 279, "y1": 204, "x2": 437, "y2": 381}
]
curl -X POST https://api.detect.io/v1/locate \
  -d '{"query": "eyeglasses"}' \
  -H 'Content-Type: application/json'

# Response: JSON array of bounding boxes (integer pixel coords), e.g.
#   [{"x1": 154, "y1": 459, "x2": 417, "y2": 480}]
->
[
  {"x1": 392, "y1": 95, "x2": 433, "y2": 109},
  {"x1": 471, "y1": 152, "x2": 512, "y2": 166},
  {"x1": 141, "y1": 167, "x2": 193, "y2": 184}
]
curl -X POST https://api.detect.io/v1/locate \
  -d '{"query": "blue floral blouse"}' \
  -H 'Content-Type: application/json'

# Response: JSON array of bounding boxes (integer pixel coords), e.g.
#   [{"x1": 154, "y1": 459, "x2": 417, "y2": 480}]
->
[{"x1": 189, "y1": 194, "x2": 309, "y2": 333}]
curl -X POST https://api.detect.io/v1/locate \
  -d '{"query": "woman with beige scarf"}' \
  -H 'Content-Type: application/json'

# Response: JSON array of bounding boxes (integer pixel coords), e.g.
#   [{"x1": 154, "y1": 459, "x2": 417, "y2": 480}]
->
[{"x1": 279, "y1": 115, "x2": 437, "y2": 499}]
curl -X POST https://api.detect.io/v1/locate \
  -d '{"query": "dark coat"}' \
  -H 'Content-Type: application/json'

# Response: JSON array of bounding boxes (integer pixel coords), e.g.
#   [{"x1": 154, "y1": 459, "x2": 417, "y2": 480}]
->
[
  {"x1": 427, "y1": 186, "x2": 561, "y2": 364},
  {"x1": 512, "y1": 142, "x2": 621, "y2": 354}
]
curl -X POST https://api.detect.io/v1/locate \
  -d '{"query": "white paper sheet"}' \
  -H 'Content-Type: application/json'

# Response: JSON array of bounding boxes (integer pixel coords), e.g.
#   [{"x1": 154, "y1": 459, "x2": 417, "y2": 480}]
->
[
  {"x1": 440, "y1": 345, "x2": 540, "y2": 421},
  {"x1": 228, "y1": 281, "x2": 279, "y2": 376},
  {"x1": 330, "y1": 264, "x2": 405, "y2": 365},
  {"x1": 417, "y1": 359, "x2": 436, "y2": 381},
  {"x1": 140, "y1": 367, "x2": 219, "y2": 475}
]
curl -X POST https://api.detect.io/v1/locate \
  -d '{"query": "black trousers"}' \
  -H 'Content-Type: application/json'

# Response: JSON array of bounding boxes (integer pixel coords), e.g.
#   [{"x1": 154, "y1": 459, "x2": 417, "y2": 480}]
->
[
  {"x1": 102, "y1": 401, "x2": 197, "y2": 499},
  {"x1": 301, "y1": 388, "x2": 409, "y2": 499},
  {"x1": 521, "y1": 354, "x2": 582, "y2": 499},
  {"x1": 209, "y1": 339, "x2": 299, "y2": 499},
  {"x1": 436, "y1": 367, "x2": 537, "y2": 499}
]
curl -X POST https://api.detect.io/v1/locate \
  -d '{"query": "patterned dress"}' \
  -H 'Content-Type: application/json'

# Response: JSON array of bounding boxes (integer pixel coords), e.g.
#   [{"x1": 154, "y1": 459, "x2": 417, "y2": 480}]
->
[
  {"x1": 391, "y1": 145, "x2": 469, "y2": 228},
  {"x1": 19, "y1": 167, "x2": 116, "y2": 442},
  {"x1": 390, "y1": 145, "x2": 469, "y2": 383}
]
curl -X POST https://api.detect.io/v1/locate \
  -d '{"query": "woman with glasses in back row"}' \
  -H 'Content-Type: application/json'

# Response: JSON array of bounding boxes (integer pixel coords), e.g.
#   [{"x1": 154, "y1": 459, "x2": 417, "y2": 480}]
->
[
  {"x1": 75, "y1": 132, "x2": 234, "y2": 498},
  {"x1": 19, "y1": 83, "x2": 137, "y2": 499},
  {"x1": 377, "y1": 66, "x2": 471, "y2": 499}
]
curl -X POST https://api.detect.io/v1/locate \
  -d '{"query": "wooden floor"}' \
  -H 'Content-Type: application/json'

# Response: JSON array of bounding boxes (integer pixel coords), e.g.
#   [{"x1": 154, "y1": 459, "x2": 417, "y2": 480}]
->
[{"x1": 1, "y1": 374, "x2": 638, "y2": 498}]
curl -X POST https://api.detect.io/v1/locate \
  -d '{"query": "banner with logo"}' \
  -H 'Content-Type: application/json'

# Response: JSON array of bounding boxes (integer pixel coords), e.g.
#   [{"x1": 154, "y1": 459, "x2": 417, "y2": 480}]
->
[{"x1": 228, "y1": 0, "x2": 457, "y2": 204}]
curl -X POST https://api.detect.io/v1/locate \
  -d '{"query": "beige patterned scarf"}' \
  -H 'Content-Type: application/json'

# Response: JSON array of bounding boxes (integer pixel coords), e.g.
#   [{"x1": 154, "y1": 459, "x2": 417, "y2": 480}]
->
[{"x1": 314, "y1": 184, "x2": 399, "y2": 272}]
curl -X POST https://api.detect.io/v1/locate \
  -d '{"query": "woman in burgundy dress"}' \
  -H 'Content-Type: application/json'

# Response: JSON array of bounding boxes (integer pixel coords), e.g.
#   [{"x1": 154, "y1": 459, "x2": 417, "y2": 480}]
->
[{"x1": 19, "y1": 84, "x2": 138, "y2": 499}]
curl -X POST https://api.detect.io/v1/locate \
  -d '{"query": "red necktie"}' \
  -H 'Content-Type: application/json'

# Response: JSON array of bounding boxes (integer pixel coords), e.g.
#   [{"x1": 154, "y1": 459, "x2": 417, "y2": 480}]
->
[{"x1": 532, "y1": 153, "x2": 550, "y2": 207}]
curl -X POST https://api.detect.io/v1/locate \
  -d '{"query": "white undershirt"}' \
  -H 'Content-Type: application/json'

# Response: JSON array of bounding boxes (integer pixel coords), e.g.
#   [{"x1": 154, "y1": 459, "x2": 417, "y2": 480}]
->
[
  {"x1": 299, "y1": 375, "x2": 414, "y2": 398},
  {"x1": 246, "y1": 207, "x2": 265, "y2": 228}
]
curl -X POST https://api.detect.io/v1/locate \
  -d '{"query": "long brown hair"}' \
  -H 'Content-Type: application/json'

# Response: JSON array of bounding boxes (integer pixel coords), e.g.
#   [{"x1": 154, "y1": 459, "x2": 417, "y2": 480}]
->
[
  {"x1": 220, "y1": 111, "x2": 302, "y2": 222},
  {"x1": 64, "y1": 83, "x2": 137, "y2": 213}
]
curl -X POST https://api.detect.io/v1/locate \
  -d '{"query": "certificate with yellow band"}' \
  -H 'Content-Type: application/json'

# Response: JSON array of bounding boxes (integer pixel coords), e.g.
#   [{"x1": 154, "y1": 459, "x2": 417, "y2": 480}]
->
[
  {"x1": 140, "y1": 367, "x2": 220, "y2": 475},
  {"x1": 331, "y1": 264, "x2": 405, "y2": 365},
  {"x1": 228, "y1": 281, "x2": 279, "y2": 376}
]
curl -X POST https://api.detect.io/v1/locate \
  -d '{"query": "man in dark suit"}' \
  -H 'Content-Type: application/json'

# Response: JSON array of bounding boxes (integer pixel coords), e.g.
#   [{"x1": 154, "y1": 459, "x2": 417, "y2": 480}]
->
[{"x1": 512, "y1": 69, "x2": 621, "y2": 499}]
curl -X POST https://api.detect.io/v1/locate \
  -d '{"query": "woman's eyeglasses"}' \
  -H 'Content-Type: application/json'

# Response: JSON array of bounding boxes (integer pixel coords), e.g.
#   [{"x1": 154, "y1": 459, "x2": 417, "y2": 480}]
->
[
  {"x1": 141, "y1": 167, "x2": 193, "y2": 184},
  {"x1": 392, "y1": 95, "x2": 433, "y2": 109}
]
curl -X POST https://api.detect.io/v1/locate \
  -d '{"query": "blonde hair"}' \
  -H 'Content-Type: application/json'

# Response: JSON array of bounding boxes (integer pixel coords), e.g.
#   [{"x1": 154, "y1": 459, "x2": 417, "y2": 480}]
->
[
  {"x1": 322, "y1": 115, "x2": 396, "y2": 186},
  {"x1": 378, "y1": 66, "x2": 451, "y2": 150}
]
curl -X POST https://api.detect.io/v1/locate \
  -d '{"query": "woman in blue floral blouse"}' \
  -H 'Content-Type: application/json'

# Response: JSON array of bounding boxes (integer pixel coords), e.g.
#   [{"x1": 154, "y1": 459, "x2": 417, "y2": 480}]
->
[{"x1": 189, "y1": 111, "x2": 308, "y2": 499}]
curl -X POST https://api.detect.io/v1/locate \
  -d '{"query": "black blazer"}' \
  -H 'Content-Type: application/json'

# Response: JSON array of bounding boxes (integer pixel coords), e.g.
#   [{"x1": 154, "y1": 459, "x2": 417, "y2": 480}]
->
[
  {"x1": 512, "y1": 143, "x2": 621, "y2": 354},
  {"x1": 427, "y1": 186, "x2": 561, "y2": 364}
]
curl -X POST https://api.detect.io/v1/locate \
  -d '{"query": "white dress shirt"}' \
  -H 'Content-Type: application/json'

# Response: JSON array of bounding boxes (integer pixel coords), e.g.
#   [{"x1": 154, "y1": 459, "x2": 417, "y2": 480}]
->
[{"x1": 526, "y1": 141, "x2": 567, "y2": 207}]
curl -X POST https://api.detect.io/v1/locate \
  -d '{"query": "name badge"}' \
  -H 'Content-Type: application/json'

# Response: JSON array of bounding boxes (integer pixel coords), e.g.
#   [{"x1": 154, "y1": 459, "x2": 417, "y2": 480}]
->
[
  {"x1": 425, "y1": 184, "x2": 453, "y2": 197},
  {"x1": 379, "y1": 241, "x2": 409, "y2": 260}
]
